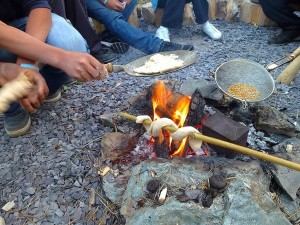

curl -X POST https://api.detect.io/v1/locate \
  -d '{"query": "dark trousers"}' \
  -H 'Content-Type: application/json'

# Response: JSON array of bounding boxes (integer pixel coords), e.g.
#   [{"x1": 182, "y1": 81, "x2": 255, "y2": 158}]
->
[
  {"x1": 259, "y1": 0, "x2": 300, "y2": 29},
  {"x1": 50, "y1": 0, "x2": 102, "y2": 54},
  {"x1": 158, "y1": 0, "x2": 209, "y2": 29}
]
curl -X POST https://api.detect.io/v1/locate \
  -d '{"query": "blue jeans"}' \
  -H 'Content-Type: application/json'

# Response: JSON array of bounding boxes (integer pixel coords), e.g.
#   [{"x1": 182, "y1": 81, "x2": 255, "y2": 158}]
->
[
  {"x1": 86, "y1": 0, "x2": 163, "y2": 54},
  {"x1": 0, "y1": 13, "x2": 89, "y2": 115}
]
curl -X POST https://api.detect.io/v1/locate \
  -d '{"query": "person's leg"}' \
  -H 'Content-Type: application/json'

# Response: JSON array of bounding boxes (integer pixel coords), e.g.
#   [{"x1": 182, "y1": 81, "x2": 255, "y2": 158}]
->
[
  {"x1": 160, "y1": 0, "x2": 185, "y2": 29},
  {"x1": 192, "y1": 0, "x2": 222, "y2": 40},
  {"x1": 260, "y1": 0, "x2": 300, "y2": 28},
  {"x1": 64, "y1": 0, "x2": 100, "y2": 52},
  {"x1": 260, "y1": 0, "x2": 300, "y2": 43},
  {"x1": 191, "y1": 0, "x2": 208, "y2": 24},
  {"x1": 155, "y1": 0, "x2": 185, "y2": 42},
  {"x1": 86, "y1": 0, "x2": 162, "y2": 54}
]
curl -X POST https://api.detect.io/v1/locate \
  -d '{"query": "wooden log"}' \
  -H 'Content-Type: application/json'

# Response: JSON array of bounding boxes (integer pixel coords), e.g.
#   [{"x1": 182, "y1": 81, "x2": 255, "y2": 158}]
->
[
  {"x1": 208, "y1": 0, "x2": 239, "y2": 22},
  {"x1": 239, "y1": 0, "x2": 276, "y2": 26},
  {"x1": 141, "y1": 2, "x2": 155, "y2": 25},
  {"x1": 182, "y1": 3, "x2": 197, "y2": 26},
  {"x1": 276, "y1": 55, "x2": 300, "y2": 85}
]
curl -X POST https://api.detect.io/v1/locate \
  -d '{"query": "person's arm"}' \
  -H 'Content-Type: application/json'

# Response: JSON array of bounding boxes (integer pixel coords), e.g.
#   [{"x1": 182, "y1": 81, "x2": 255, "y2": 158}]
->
[
  {"x1": 0, "y1": 21, "x2": 108, "y2": 82},
  {"x1": 16, "y1": 7, "x2": 52, "y2": 65}
]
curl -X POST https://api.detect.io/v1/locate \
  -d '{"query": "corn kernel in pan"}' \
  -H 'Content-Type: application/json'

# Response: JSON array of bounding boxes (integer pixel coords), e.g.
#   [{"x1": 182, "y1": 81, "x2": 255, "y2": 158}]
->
[{"x1": 227, "y1": 83, "x2": 260, "y2": 101}]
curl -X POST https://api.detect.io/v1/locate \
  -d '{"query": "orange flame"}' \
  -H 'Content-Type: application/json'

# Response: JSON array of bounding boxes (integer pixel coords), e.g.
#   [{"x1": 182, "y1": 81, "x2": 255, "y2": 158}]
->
[{"x1": 151, "y1": 81, "x2": 191, "y2": 157}]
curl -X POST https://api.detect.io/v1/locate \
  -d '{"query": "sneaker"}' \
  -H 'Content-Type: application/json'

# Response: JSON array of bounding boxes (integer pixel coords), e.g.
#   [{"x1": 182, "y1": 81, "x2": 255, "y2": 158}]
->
[
  {"x1": 44, "y1": 88, "x2": 62, "y2": 103},
  {"x1": 202, "y1": 21, "x2": 222, "y2": 40},
  {"x1": 155, "y1": 26, "x2": 170, "y2": 42},
  {"x1": 108, "y1": 42, "x2": 129, "y2": 54},
  {"x1": 268, "y1": 29, "x2": 300, "y2": 44},
  {"x1": 93, "y1": 47, "x2": 119, "y2": 63},
  {"x1": 159, "y1": 41, "x2": 194, "y2": 52},
  {"x1": 4, "y1": 108, "x2": 31, "y2": 137}
]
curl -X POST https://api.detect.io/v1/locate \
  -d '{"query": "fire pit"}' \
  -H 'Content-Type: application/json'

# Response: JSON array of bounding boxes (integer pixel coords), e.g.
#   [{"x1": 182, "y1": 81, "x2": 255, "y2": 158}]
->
[{"x1": 98, "y1": 80, "x2": 300, "y2": 225}]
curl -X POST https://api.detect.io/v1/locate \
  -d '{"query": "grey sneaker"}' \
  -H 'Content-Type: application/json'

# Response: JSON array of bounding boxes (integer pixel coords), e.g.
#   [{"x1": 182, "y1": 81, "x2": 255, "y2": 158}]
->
[
  {"x1": 4, "y1": 108, "x2": 31, "y2": 137},
  {"x1": 44, "y1": 88, "x2": 62, "y2": 103}
]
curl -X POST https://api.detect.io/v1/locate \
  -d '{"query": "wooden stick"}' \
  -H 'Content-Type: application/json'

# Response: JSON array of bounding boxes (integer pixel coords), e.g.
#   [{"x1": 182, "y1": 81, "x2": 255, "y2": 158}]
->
[
  {"x1": 276, "y1": 55, "x2": 300, "y2": 85},
  {"x1": 120, "y1": 112, "x2": 300, "y2": 171}
]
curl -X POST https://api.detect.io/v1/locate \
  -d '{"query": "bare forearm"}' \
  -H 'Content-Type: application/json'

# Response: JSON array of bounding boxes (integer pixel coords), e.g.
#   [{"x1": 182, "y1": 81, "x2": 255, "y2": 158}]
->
[
  {"x1": 0, "y1": 21, "x2": 63, "y2": 68},
  {"x1": 25, "y1": 8, "x2": 52, "y2": 42},
  {"x1": 17, "y1": 8, "x2": 52, "y2": 65}
]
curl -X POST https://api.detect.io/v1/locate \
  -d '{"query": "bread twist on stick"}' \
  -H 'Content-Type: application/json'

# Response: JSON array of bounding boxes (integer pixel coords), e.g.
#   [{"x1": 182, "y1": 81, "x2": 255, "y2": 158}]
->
[{"x1": 0, "y1": 72, "x2": 33, "y2": 113}]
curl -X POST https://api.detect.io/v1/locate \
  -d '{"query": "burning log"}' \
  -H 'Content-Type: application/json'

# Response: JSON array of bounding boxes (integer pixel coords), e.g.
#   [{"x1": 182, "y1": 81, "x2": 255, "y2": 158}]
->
[{"x1": 120, "y1": 112, "x2": 300, "y2": 171}]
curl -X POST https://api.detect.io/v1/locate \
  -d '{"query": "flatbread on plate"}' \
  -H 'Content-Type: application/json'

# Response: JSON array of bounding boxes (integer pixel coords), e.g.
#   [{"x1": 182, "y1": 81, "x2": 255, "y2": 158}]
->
[{"x1": 133, "y1": 53, "x2": 184, "y2": 74}]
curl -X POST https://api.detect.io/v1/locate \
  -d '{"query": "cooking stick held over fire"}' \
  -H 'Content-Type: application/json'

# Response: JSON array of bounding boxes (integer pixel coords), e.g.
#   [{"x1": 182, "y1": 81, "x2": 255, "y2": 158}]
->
[{"x1": 120, "y1": 112, "x2": 300, "y2": 172}]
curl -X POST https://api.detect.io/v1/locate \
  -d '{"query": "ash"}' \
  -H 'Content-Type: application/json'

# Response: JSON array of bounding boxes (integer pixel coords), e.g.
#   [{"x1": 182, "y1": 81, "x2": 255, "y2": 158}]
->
[{"x1": 132, "y1": 133, "x2": 156, "y2": 159}]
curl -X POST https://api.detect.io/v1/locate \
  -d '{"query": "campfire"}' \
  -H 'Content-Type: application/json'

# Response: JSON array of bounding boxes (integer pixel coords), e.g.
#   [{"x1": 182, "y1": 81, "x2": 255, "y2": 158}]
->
[
  {"x1": 98, "y1": 80, "x2": 300, "y2": 225},
  {"x1": 151, "y1": 81, "x2": 191, "y2": 158}
]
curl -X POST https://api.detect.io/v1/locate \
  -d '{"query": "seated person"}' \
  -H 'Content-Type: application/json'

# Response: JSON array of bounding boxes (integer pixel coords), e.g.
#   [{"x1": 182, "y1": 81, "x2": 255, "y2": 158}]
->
[
  {"x1": 259, "y1": 0, "x2": 300, "y2": 44},
  {"x1": 153, "y1": 0, "x2": 222, "y2": 42},
  {"x1": 0, "y1": 0, "x2": 108, "y2": 137},
  {"x1": 49, "y1": 0, "x2": 120, "y2": 63},
  {"x1": 86, "y1": 0, "x2": 194, "y2": 54}
]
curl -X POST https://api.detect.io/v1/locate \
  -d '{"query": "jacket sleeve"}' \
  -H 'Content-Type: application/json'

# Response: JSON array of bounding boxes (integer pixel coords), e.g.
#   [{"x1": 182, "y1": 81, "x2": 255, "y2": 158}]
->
[{"x1": 20, "y1": 0, "x2": 51, "y2": 16}]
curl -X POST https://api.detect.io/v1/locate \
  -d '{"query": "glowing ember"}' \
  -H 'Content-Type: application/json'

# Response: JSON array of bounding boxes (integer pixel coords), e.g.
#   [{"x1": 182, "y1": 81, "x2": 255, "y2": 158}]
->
[{"x1": 151, "y1": 81, "x2": 191, "y2": 157}]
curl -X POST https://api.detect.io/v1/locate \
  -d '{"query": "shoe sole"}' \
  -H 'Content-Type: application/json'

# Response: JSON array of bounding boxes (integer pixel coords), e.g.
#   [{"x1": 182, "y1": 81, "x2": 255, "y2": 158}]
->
[
  {"x1": 44, "y1": 91, "x2": 62, "y2": 103},
  {"x1": 5, "y1": 117, "x2": 31, "y2": 138}
]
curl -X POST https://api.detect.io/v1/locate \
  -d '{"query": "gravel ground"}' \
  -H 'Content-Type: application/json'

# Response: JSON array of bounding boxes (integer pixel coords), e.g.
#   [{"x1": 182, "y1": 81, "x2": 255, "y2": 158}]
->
[{"x1": 0, "y1": 19, "x2": 299, "y2": 224}]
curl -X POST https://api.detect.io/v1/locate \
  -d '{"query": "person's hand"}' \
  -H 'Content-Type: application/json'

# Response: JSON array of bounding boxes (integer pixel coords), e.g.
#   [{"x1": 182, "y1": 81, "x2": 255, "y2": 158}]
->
[
  {"x1": 57, "y1": 51, "x2": 109, "y2": 82},
  {"x1": 0, "y1": 63, "x2": 49, "y2": 112},
  {"x1": 124, "y1": 0, "x2": 131, "y2": 5},
  {"x1": 103, "y1": 0, "x2": 126, "y2": 12},
  {"x1": 20, "y1": 69, "x2": 49, "y2": 113},
  {"x1": 0, "y1": 63, "x2": 23, "y2": 86}
]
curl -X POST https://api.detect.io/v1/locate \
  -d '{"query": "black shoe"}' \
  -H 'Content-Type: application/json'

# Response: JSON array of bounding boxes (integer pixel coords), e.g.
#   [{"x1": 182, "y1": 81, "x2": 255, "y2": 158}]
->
[
  {"x1": 93, "y1": 47, "x2": 119, "y2": 63},
  {"x1": 250, "y1": 0, "x2": 260, "y2": 4},
  {"x1": 159, "y1": 41, "x2": 194, "y2": 52},
  {"x1": 268, "y1": 29, "x2": 300, "y2": 44},
  {"x1": 4, "y1": 108, "x2": 31, "y2": 137},
  {"x1": 104, "y1": 42, "x2": 129, "y2": 54}
]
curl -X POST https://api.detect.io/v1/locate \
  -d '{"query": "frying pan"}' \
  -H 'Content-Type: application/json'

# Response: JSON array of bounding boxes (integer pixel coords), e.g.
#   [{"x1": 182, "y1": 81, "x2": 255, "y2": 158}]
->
[
  {"x1": 215, "y1": 58, "x2": 275, "y2": 103},
  {"x1": 104, "y1": 50, "x2": 198, "y2": 76}
]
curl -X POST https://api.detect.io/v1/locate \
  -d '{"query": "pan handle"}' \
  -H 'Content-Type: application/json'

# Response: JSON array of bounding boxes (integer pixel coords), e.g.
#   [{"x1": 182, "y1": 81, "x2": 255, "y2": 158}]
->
[
  {"x1": 291, "y1": 47, "x2": 300, "y2": 58},
  {"x1": 104, "y1": 63, "x2": 113, "y2": 73}
]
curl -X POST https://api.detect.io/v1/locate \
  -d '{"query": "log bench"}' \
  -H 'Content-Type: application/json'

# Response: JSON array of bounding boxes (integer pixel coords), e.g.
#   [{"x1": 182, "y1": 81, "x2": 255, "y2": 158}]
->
[{"x1": 140, "y1": 0, "x2": 300, "y2": 27}]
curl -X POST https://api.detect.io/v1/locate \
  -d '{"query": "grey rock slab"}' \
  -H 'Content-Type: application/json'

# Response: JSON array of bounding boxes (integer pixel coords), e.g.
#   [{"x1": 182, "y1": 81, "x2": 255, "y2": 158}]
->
[
  {"x1": 272, "y1": 137, "x2": 300, "y2": 200},
  {"x1": 120, "y1": 157, "x2": 291, "y2": 225}
]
